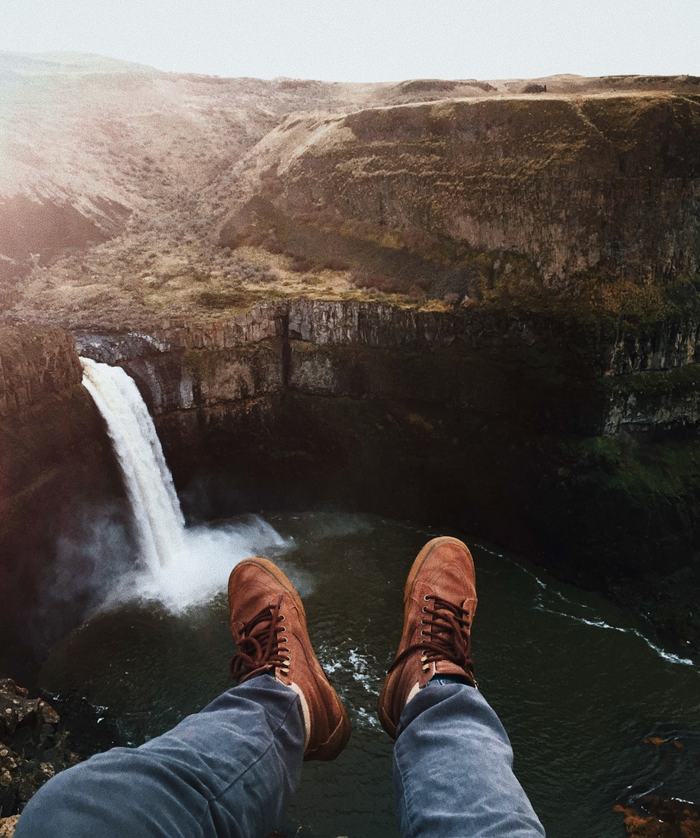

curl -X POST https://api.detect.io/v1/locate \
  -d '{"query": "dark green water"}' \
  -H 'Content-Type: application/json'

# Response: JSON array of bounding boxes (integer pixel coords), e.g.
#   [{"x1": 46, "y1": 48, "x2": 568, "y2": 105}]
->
[{"x1": 41, "y1": 512, "x2": 700, "y2": 837}]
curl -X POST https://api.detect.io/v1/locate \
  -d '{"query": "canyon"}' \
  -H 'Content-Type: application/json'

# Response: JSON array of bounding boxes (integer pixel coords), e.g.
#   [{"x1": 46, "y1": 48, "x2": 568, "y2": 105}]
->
[
  {"x1": 1, "y1": 54, "x2": 700, "y2": 667},
  {"x1": 1, "y1": 51, "x2": 700, "y2": 835}
]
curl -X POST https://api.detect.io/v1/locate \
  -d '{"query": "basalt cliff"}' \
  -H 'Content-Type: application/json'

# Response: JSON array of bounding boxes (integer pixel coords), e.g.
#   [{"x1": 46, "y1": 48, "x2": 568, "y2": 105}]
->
[
  {"x1": 0, "y1": 325, "x2": 127, "y2": 677},
  {"x1": 2, "y1": 54, "x2": 700, "y2": 674}
]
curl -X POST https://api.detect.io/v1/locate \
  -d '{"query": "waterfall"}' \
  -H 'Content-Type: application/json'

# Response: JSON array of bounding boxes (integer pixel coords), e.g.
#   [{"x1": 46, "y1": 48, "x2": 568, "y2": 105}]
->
[
  {"x1": 80, "y1": 357, "x2": 186, "y2": 571},
  {"x1": 79, "y1": 357, "x2": 288, "y2": 610}
]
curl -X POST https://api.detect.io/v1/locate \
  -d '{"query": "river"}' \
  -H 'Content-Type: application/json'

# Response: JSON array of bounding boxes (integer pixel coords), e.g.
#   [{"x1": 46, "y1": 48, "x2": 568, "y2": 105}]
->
[{"x1": 40, "y1": 510, "x2": 700, "y2": 837}]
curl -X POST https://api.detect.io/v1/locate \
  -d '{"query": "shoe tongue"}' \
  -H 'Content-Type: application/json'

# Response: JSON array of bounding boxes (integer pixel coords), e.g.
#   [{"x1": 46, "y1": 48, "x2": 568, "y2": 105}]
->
[{"x1": 435, "y1": 660, "x2": 474, "y2": 681}]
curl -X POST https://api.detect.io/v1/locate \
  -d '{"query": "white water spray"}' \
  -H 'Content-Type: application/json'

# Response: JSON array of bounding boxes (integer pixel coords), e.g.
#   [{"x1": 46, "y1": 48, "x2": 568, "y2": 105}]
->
[{"x1": 80, "y1": 357, "x2": 287, "y2": 611}]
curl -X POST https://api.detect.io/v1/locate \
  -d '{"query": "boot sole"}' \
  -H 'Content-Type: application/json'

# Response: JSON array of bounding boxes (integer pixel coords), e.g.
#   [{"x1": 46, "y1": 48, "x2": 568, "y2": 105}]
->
[
  {"x1": 378, "y1": 536, "x2": 475, "y2": 738},
  {"x1": 230, "y1": 557, "x2": 352, "y2": 761}
]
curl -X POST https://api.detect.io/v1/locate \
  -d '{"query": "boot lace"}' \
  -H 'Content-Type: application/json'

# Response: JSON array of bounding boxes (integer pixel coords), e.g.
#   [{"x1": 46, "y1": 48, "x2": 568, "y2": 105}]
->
[
  {"x1": 388, "y1": 594, "x2": 474, "y2": 676},
  {"x1": 230, "y1": 594, "x2": 290, "y2": 683}
]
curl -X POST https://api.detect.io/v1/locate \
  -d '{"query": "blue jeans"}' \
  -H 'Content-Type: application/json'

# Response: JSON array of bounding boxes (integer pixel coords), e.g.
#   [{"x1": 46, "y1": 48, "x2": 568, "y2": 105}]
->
[{"x1": 15, "y1": 676, "x2": 544, "y2": 837}]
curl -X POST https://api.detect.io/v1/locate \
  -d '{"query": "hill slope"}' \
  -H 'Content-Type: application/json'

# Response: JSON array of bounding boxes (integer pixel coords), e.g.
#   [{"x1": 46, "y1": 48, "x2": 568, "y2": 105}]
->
[{"x1": 2, "y1": 54, "x2": 700, "y2": 326}]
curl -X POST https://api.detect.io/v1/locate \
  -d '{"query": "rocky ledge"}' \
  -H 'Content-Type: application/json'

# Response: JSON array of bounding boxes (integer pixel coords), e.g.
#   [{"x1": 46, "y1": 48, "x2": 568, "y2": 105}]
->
[
  {"x1": 0, "y1": 678, "x2": 121, "y2": 836},
  {"x1": 615, "y1": 796, "x2": 700, "y2": 837},
  {"x1": 0, "y1": 679, "x2": 68, "y2": 826}
]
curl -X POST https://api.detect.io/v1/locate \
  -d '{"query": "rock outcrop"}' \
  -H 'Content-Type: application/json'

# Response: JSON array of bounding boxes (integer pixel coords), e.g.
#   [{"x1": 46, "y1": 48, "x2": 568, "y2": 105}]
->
[
  {"x1": 0, "y1": 677, "x2": 120, "y2": 832},
  {"x1": 221, "y1": 93, "x2": 700, "y2": 298},
  {"x1": 0, "y1": 326, "x2": 128, "y2": 678},
  {"x1": 615, "y1": 796, "x2": 700, "y2": 837},
  {"x1": 0, "y1": 326, "x2": 82, "y2": 414},
  {"x1": 0, "y1": 679, "x2": 68, "y2": 820}
]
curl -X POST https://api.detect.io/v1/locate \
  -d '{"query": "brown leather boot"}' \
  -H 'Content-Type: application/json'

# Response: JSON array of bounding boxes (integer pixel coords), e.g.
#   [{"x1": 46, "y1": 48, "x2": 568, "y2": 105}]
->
[
  {"x1": 378, "y1": 536, "x2": 477, "y2": 738},
  {"x1": 228, "y1": 557, "x2": 351, "y2": 760}
]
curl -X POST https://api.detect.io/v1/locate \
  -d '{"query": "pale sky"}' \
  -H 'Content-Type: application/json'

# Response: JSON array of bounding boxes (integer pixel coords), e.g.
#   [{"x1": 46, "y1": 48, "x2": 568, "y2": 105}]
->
[{"x1": 3, "y1": 0, "x2": 699, "y2": 82}]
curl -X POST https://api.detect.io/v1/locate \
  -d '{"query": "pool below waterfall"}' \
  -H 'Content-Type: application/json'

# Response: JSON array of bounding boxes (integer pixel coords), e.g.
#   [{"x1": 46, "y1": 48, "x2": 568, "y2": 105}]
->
[{"x1": 39, "y1": 511, "x2": 700, "y2": 838}]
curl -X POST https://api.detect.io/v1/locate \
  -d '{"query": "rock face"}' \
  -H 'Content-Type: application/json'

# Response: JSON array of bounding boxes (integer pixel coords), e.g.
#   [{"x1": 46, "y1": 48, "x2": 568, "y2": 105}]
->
[
  {"x1": 0, "y1": 677, "x2": 120, "y2": 831},
  {"x1": 0, "y1": 326, "x2": 83, "y2": 414},
  {"x1": 0, "y1": 326, "x2": 128, "y2": 679},
  {"x1": 0, "y1": 678, "x2": 68, "y2": 819},
  {"x1": 615, "y1": 796, "x2": 700, "y2": 837},
  {"x1": 70, "y1": 291, "x2": 700, "y2": 658},
  {"x1": 221, "y1": 93, "x2": 700, "y2": 296},
  {"x1": 75, "y1": 299, "x2": 700, "y2": 434}
]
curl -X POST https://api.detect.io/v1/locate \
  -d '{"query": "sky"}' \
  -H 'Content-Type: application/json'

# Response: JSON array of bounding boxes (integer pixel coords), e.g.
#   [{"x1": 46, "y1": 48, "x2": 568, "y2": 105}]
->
[{"x1": 3, "y1": 0, "x2": 699, "y2": 82}]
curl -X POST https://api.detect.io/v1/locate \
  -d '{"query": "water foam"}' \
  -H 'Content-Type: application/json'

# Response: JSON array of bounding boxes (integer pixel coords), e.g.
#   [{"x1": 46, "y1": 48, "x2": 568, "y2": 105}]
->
[
  {"x1": 475, "y1": 542, "x2": 696, "y2": 668},
  {"x1": 80, "y1": 357, "x2": 287, "y2": 612},
  {"x1": 533, "y1": 603, "x2": 696, "y2": 667}
]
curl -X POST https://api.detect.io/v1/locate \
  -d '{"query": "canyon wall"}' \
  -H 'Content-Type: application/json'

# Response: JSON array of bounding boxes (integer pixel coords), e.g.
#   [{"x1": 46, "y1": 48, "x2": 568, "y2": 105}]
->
[
  {"x1": 212, "y1": 90, "x2": 700, "y2": 655},
  {"x1": 73, "y1": 297, "x2": 700, "y2": 657},
  {"x1": 3, "y1": 309, "x2": 698, "y2": 667},
  {"x1": 0, "y1": 326, "x2": 128, "y2": 679},
  {"x1": 221, "y1": 93, "x2": 700, "y2": 303}
]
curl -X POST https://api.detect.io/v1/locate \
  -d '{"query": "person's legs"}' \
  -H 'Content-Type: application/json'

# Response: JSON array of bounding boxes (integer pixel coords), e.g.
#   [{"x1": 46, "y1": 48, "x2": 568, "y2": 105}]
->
[
  {"x1": 15, "y1": 676, "x2": 305, "y2": 838},
  {"x1": 378, "y1": 537, "x2": 545, "y2": 837},
  {"x1": 16, "y1": 556, "x2": 350, "y2": 838},
  {"x1": 393, "y1": 677, "x2": 545, "y2": 837}
]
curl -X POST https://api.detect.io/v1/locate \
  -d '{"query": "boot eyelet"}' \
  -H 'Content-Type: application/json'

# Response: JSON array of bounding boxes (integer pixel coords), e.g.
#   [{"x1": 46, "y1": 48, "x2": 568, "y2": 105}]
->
[{"x1": 424, "y1": 595, "x2": 431, "y2": 601}]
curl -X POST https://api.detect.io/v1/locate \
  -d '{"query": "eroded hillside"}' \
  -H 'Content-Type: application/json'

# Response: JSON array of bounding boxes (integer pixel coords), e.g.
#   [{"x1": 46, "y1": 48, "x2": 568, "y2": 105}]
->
[
  {"x1": 2, "y1": 54, "x2": 699, "y2": 326},
  {"x1": 221, "y1": 93, "x2": 700, "y2": 313}
]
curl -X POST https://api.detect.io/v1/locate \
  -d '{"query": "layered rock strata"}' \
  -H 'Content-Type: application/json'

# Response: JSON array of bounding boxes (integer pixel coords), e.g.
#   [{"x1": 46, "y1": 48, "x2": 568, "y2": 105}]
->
[
  {"x1": 221, "y1": 93, "x2": 700, "y2": 298},
  {"x1": 0, "y1": 327, "x2": 127, "y2": 678},
  {"x1": 74, "y1": 296, "x2": 700, "y2": 658}
]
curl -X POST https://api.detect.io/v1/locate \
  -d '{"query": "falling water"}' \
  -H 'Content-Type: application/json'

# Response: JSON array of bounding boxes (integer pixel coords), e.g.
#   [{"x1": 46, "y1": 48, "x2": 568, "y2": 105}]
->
[
  {"x1": 79, "y1": 357, "x2": 288, "y2": 610},
  {"x1": 80, "y1": 357, "x2": 186, "y2": 571}
]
